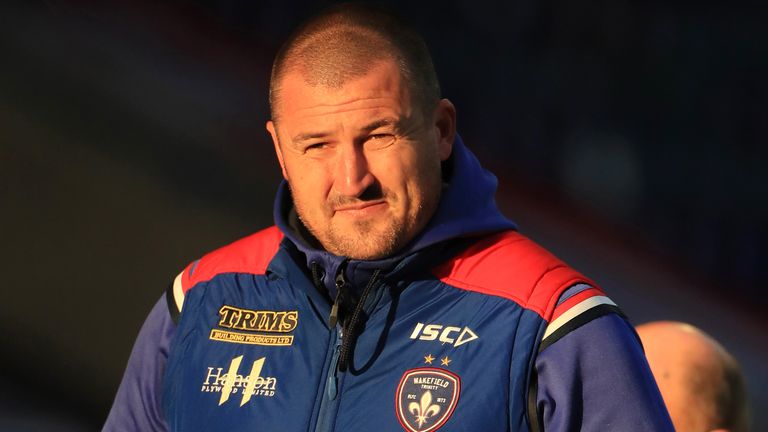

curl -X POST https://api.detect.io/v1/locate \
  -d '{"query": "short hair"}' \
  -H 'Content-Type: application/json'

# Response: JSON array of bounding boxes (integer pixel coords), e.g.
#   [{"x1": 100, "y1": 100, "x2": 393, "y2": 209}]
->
[
  {"x1": 269, "y1": 3, "x2": 440, "y2": 120},
  {"x1": 711, "y1": 351, "x2": 749, "y2": 432},
  {"x1": 683, "y1": 352, "x2": 748, "y2": 432}
]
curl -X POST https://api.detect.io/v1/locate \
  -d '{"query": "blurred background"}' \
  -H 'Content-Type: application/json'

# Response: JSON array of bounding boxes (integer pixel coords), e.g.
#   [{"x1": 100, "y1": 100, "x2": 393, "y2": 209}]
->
[{"x1": 1, "y1": 0, "x2": 765, "y2": 430}]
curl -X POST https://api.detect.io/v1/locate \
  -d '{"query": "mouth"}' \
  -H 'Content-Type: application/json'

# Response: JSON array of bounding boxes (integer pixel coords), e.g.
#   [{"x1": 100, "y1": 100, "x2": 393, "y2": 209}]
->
[{"x1": 333, "y1": 200, "x2": 388, "y2": 216}]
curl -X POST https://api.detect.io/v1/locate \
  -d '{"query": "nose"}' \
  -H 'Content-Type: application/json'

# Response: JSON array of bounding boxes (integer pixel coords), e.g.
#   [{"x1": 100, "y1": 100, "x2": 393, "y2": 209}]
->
[{"x1": 334, "y1": 143, "x2": 375, "y2": 198}]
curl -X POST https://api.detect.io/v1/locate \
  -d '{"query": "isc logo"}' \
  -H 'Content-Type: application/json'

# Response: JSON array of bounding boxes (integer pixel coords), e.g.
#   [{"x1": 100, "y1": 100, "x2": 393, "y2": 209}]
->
[{"x1": 409, "y1": 322, "x2": 479, "y2": 347}]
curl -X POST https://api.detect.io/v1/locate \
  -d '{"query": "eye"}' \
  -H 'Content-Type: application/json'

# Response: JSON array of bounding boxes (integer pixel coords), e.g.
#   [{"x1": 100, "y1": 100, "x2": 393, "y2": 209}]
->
[
  {"x1": 304, "y1": 142, "x2": 328, "y2": 152},
  {"x1": 366, "y1": 134, "x2": 395, "y2": 149}
]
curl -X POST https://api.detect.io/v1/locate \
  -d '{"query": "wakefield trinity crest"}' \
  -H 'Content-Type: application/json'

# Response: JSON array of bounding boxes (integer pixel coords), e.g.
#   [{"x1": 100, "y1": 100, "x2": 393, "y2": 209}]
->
[{"x1": 396, "y1": 368, "x2": 460, "y2": 432}]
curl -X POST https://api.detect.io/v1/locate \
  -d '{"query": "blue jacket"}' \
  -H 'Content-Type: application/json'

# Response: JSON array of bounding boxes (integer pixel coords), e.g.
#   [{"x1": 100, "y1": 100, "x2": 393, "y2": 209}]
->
[{"x1": 104, "y1": 137, "x2": 673, "y2": 431}]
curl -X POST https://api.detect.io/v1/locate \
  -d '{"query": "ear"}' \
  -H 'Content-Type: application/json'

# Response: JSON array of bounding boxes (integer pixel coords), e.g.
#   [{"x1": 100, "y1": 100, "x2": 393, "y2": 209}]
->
[
  {"x1": 432, "y1": 98, "x2": 456, "y2": 161},
  {"x1": 267, "y1": 120, "x2": 289, "y2": 179}
]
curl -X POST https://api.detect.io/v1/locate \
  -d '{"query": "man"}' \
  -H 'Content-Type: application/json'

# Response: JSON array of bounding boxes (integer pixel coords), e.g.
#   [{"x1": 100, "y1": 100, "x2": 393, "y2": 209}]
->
[
  {"x1": 105, "y1": 4, "x2": 673, "y2": 431},
  {"x1": 637, "y1": 321, "x2": 749, "y2": 432}
]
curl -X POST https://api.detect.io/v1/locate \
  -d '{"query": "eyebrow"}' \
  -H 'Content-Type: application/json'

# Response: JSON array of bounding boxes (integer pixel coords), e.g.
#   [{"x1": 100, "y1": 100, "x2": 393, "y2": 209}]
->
[
  {"x1": 290, "y1": 117, "x2": 403, "y2": 144},
  {"x1": 361, "y1": 118, "x2": 399, "y2": 132},
  {"x1": 292, "y1": 131, "x2": 331, "y2": 143}
]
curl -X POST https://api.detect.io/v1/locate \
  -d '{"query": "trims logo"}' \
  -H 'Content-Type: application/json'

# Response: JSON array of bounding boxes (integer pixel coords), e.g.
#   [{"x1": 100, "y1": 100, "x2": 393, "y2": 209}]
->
[
  {"x1": 409, "y1": 323, "x2": 478, "y2": 347},
  {"x1": 201, "y1": 355, "x2": 278, "y2": 406},
  {"x1": 209, "y1": 305, "x2": 298, "y2": 346},
  {"x1": 218, "y1": 305, "x2": 298, "y2": 332}
]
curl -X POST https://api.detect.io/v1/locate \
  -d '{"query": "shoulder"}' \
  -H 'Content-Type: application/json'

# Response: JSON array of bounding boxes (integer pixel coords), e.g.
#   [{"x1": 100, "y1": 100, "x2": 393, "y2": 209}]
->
[
  {"x1": 178, "y1": 225, "x2": 284, "y2": 292},
  {"x1": 167, "y1": 226, "x2": 284, "y2": 316},
  {"x1": 534, "y1": 313, "x2": 674, "y2": 430},
  {"x1": 432, "y1": 230, "x2": 598, "y2": 320}
]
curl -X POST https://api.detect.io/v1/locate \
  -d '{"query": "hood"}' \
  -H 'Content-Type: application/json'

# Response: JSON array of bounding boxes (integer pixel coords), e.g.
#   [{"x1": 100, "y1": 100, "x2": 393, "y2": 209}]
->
[{"x1": 273, "y1": 134, "x2": 516, "y2": 298}]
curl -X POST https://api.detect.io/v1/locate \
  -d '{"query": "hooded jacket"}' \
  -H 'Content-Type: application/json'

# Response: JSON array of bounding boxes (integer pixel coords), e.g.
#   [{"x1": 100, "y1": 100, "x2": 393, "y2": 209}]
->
[{"x1": 104, "y1": 137, "x2": 673, "y2": 431}]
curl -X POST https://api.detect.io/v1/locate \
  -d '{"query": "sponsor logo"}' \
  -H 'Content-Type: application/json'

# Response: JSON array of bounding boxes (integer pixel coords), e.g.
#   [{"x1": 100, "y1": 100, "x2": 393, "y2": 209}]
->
[
  {"x1": 210, "y1": 305, "x2": 298, "y2": 346},
  {"x1": 218, "y1": 305, "x2": 298, "y2": 332},
  {"x1": 409, "y1": 323, "x2": 478, "y2": 347},
  {"x1": 396, "y1": 368, "x2": 460, "y2": 432},
  {"x1": 201, "y1": 355, "x2": 278, "y2": 406}
]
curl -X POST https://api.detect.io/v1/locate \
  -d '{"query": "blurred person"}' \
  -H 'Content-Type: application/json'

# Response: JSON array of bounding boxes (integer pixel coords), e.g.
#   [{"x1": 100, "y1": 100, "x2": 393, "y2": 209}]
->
[
  {"x1": 104, "y1": 4, "x2": 672, "y2": 431},
  {"x1": 638, "y1": 321, "x2": 749, "y2": 432}
]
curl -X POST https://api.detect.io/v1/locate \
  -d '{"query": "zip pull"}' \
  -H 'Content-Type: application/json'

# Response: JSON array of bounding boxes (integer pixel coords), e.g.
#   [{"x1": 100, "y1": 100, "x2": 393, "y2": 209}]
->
[
  {"x1": 327, "y1": 346, "x2": 340, "y2": 399},
  {"x1": 328, "y1": 267, "x2": 347, "y2": 328},
  {"x1": 327, "y1": 328, "x2": 343, "y2": 400}
]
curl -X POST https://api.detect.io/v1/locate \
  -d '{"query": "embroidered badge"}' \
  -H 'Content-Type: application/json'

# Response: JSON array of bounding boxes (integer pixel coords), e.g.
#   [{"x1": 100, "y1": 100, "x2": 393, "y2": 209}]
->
[
  {"x1": 209, "y1": 305, "x2": 298, "y2": 346},
  {"x1": 395, "y1": 368, "x2": 460, "y2": 432}
]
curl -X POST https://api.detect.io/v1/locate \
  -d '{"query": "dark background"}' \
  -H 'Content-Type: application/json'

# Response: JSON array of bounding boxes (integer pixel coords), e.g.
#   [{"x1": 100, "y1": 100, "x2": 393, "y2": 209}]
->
[{"x1": 1, "y1": 0, "x2": 766, "y2": 430}]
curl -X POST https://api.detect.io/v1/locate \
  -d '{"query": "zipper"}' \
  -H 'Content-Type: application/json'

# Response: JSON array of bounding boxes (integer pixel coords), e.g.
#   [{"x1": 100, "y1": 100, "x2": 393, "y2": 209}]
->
[
  {"x1": 326, "y1": 327, "x2": 343, "y2": 400},
  {"x1": 314, "y1": 326, "x2": 343, "y2": 432},
  {"x1": 328, "y1": 265, "x2": 348, "y2": 399},
  {"x1": 314, "y1": 266, "x2": 348, "y2": 432}
]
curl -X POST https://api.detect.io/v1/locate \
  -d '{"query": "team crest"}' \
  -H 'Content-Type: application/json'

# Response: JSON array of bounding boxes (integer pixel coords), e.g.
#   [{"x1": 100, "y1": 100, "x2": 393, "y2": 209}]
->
[{"x1": 396, "y1": 368, "x2": 460, "y2": 432}]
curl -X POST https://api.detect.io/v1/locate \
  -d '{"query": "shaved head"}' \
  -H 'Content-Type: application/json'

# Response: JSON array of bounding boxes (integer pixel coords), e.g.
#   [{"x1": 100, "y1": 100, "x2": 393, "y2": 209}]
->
[
  {"x1": 637, "y1": 321, "x2": 749, "y2": 432},
  {"x1": 269, "y1": 3, "x2": 440, "y2": 120}
]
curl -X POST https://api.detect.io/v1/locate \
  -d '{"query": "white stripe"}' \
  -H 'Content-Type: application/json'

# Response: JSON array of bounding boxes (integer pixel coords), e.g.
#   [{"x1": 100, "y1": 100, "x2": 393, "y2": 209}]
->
[
  {"x1": 542, "y1": 296, "x2": 616, "y2": 340},
  {"x1": 173, "y1": 271, "x2": 185, "y2": 313}
]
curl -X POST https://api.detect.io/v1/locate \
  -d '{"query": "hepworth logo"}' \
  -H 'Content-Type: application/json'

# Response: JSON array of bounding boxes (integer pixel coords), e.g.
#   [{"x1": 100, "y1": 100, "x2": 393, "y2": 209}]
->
[{"x1": 201, "y1": 355, "x2": 278, "y2": 406}]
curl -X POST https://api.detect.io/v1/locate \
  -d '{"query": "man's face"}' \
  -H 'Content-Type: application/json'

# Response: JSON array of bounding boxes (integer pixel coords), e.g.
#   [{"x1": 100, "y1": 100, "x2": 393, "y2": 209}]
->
[{"x1": 267, "y1": 59, "x2": 454, "y2": 260}]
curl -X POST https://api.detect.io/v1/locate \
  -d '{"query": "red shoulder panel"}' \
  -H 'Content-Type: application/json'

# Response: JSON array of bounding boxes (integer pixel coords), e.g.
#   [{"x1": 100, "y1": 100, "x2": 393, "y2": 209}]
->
[
  {"x1": 180, "y1": 225, "x2": 284, "y2": 293},
  {"x1": 431, "y1": 231, "x2": 596, "y2": 321}
]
